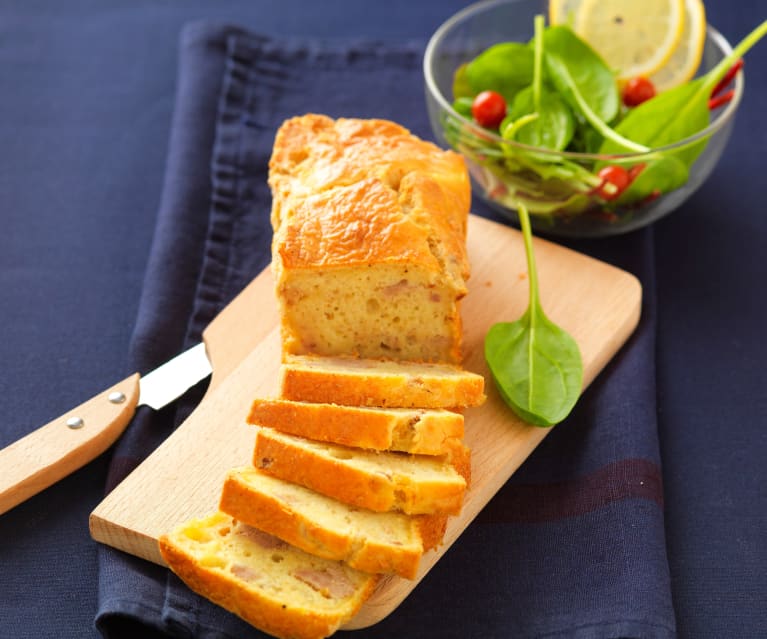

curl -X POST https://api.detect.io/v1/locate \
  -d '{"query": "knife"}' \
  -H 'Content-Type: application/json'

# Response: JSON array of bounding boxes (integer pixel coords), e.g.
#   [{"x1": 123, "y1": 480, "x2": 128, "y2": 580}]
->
[
  {"x1": 0, "y1": 269, "x2": 277, "y2": 517},
  {"x1": 0, "y1": 342, "x2": 213, "y2": 516}
]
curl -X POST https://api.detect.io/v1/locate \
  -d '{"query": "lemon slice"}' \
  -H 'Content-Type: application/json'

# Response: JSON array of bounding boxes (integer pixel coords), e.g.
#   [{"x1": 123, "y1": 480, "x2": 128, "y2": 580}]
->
[
  {"x1": 548, "y1": 0, "x2": 583, "y2": 27},
  {"x1": 571, "y1": 0, "x2": 686, "y2": 80},
  {"x1": 649, "y1": 0, "x2": 707, "y2": 91}
]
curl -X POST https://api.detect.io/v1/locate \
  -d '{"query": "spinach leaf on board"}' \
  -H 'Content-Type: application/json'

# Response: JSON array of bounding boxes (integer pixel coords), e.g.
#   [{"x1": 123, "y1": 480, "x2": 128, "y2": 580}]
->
[
  {"x1": 485, "y1": 203, "x2": 583, "y2": 427},
  {"x1": 542, "y1": 25, "x2": 620, "y2": 124},
  {"x1": 465, "y1": 42, "x2": 534, "y2": 103}
]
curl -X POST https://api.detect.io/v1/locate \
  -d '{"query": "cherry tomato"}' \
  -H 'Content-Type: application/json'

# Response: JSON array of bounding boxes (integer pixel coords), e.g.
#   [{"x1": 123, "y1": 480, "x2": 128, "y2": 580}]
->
[
  {"x1": 595, "y1": 165, "x2": 630, "y2": 201},
  {"x1": 622, "y1": 76, "x2": 657, "y2": 107},
  {"x1": 471, "y1": 90, "x2": 507, "y2": 129}
]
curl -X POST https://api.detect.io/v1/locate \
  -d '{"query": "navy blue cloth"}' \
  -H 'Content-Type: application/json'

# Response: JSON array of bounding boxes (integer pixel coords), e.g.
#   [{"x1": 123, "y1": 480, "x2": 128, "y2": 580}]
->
[
  {"x1": 94, "y1": 22, "x2": 675, "y2": 639},
  {"x1": 0, "y1": 3, "x2": 765, "y2": 639}
]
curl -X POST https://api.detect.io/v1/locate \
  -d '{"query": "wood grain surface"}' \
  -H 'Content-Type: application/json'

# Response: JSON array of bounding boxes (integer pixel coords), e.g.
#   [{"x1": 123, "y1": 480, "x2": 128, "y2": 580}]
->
[{"x1": 90, "y1": 214, "x2": 642, "y2": 628}]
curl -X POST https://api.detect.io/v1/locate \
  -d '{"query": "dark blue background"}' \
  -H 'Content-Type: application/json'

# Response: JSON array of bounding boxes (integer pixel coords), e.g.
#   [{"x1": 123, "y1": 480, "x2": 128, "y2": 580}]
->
[{"x1": 0, "y1": 1, "x2": 764, "y2": 638}]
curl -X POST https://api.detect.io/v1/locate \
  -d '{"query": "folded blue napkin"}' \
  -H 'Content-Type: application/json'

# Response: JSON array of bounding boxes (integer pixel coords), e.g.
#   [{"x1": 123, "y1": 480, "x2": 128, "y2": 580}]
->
[{"x1": 96, "y1": 22, "x2": 675, "y2": 639}]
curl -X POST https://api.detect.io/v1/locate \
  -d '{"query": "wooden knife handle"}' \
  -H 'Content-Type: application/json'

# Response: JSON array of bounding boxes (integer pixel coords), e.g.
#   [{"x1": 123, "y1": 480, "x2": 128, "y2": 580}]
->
[{"x1": 0, "y1": 373, "x2": 140, "y2": 516}]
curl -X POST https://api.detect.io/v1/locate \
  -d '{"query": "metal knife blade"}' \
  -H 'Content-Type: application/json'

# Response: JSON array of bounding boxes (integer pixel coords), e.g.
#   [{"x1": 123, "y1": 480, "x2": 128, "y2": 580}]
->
[
  {"x1": 0, "y1": 342, "x2": 213, "y2": 516},
  {"x1": 139, "y1": 343, "x2": 212, "y2": 410}
]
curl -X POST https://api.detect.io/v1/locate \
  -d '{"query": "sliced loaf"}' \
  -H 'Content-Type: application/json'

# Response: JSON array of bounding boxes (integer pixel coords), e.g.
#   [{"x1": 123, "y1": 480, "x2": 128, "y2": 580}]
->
[
  {"x1": 247, "y1": 397, "x2": 464, "y2": 455},
  {"x1": 254, "y1": 427, "x2": 467, "y2": 515},
  {"x1": 158, "y1": 511, "x2": 378, "y2": 639},
  {"x1": 220, "y1": 467, "x2": 447, "y2": 580},
  {"x1": 280, "y1": 354, "x2": 486, "y2": 409}
]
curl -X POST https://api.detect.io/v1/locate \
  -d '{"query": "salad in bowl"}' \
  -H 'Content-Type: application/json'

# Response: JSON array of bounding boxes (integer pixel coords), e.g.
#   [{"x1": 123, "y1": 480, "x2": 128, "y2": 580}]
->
[{"x1": 424, "y1": 0, "x2": 766, "y2": 237}]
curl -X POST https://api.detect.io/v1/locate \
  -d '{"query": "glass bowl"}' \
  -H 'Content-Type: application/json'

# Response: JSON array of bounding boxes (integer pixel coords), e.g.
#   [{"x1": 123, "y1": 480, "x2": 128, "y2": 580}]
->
[{"x1": 424, "y1": 0, "x2": 743, "y2": 238}]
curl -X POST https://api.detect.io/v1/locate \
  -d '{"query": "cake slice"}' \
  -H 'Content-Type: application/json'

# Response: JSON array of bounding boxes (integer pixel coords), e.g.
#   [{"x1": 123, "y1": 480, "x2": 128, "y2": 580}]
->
[
  {"x1": 247, "y1": 398, "x2": 464, "y2": 455},
  {"x1": 220, "y1": 467, "x2": 447, "y2": 580},
  {"x1": 158, "y1": 511, "x2": 378, "y2": 639},
  {"x1": 254, "y1": 427, "x2": 467, "y2": 515},
  {"x1": 280, "y1": 354, "x2": 486, "y2": 409}
]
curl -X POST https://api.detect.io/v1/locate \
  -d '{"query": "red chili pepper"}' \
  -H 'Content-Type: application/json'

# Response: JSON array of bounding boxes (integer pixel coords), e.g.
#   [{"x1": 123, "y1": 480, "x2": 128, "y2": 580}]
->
[
  {"x1": 641, "y1": 190, "x2": 662, "y2": 206},
  {"x1": 710, "y1": 58, "x2": 744, "y2": 98},
  {"x1": 594, "y1": 165, "x2": 631, "y2": 201},
  {"x1": 628, "y1": 163, "x2": 646, "y2": 181},
  {"x1": 590, "y1": 209, "x2": 620, "y2": 223},
  {"x1": 709, "y1": 89, "x2": 735, "y2": 110}
]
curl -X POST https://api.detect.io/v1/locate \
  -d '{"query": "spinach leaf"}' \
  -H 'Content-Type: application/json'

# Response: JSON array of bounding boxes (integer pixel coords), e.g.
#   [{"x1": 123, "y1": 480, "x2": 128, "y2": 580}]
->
[
  {"x1": 615, "y1": 156, "x2": 689, "y2": 206},
  {"x1": 542, "y1": 25, "x2": 619, "y2": 124},
  {"x1": 600, "y1": 79, "x2": 708, "y2": 165},
  {"x1": 485, "y1": 203, "x2": 583, "y2": 427},
  {"x1": 509, "y1": 86, "x2": 575, "y2": 150},
  {"x1": 570, "y1": 119, "x2": 604, "y2": 153},
  {"x1": 507, "y1": 17, "x2": 575, "y2": 151},
  {"x1": 452, "y1": 63, "x2": 473, "y2": 100},
  {"x1": 545, "y1": 52, "x2": 648, "y2": 153},
  {"x1": 452, "y1": 96, "x2": 474, "y2": 118},
  {"x1": 465, "y1": 42, "x2": 534, "y2": 103}
]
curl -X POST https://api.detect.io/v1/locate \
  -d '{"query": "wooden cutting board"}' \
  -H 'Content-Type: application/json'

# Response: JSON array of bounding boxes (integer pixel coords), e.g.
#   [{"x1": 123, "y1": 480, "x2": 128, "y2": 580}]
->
[{"x1": 90, "y1": 213, "x2": 641, "y2": 629}]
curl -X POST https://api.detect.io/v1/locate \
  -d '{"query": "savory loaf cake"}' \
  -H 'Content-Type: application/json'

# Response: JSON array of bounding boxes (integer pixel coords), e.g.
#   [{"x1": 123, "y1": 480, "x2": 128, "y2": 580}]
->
[
  {"x1": 254, "y1": 427, "x2": 467, "y2": 515},
  {"x1": 280, "y1": 354, "x2": 486, "y2": 409},
  {"x1": 220, "y1": 467, "x2": 447, "y2": 580},
  {"x1": 247, "y1": 397, "x2": 464, "y2": 455},
  {"x1": 268, "y1": 114, "x2": 471, "y2": 364},
  {"x1": 158, "y1": 511, "x2": 378, "y2": 639}
]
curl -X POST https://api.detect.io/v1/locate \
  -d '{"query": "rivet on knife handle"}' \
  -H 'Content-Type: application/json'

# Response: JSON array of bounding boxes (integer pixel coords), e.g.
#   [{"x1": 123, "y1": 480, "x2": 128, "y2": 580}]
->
[{"x1": 0, "y1": 373, "x2": 140, "y2": 516}]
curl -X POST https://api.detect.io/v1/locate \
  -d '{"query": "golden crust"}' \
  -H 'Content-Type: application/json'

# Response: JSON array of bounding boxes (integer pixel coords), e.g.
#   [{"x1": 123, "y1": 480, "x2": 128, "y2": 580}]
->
[
  {"x1": 269, "y1": 114, "x2": 469, "y2": 279},
  {"x1": 276, "y1": 177, "x2": 439, "y2": 271},
  {"x1": 220, "y1": 468, "x2": 426, "y2": 580},
  {"x1": 280, "y1": 355, "x2": 486, "y2": 409},
  {"x1": 415, "y1": 514, "x2": 448, "y2": 554},
  {"x1": 247, "y1": 398, "x2": 465, "y2": 455},
  {"x1": 158, "y1": 512, "x2": 378, "y2": 639},
  {"x1": 269, "y1": 115, "x2": 469, "y2": 252},
  {"x1": 442, "y1": 438, "x2": 472, "y2": 489},
  {"x1": 254, "y1": 428, "x2": 466, "y2": 516}
]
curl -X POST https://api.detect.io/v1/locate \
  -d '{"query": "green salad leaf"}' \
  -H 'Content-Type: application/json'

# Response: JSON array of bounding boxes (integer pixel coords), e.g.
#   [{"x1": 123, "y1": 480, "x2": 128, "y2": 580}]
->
[
  {"x1": 615, "y1": 156, "x2": 689, "y2": 206},
  {"x1": 509, "y1": 86, "x2": 575, "y2": 150},
  {"x1": 465, "y1": 42, "x2": 534, "y2": 102},
  {"x1": 542, "y1": 24, "x2": 620, "y2": 124},
  {"x1": 452, "y1": 63, "x2": 473, "y2": 101},
  {"x1": 545, "y1": 52, "x2": 648, "y2": 153},
  {"x1": 506, "y1": 17, "x2": 575, "y2": 151},
  {"x1": 601, "y1": 79, "x2": 708, "y2": 165}
]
